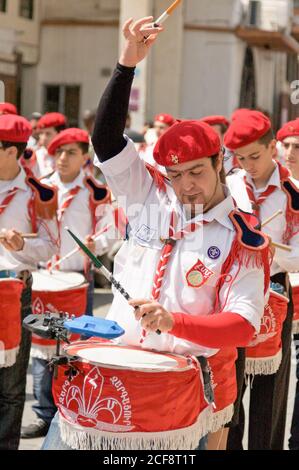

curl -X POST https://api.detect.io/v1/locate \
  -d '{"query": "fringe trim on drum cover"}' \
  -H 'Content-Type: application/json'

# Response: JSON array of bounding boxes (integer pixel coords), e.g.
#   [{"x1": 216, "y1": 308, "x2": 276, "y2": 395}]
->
[
  {"x1": 59, "y1": 406, "x2": 212, "y2": 451},
  {"x1": 245, "y1": 350, "x2": 282, "y2": 376},
  {"x1": 292, "y1": 320, "x2": 299, "y2": 335},
  {"x1": 0, "y1": 346, "x2": 19, "y2": 368},
  {"x1": 209, "y1": 404, "x2": 234, "y2": 434},
  {"x1": 30, "y1": 344, "x2": 56, "y2": 361}
]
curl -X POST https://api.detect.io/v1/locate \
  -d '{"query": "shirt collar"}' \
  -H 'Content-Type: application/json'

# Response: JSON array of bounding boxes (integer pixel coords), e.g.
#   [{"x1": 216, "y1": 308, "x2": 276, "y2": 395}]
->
[
  {"x1": 0, "y1": 166, "x2": 28, "y2": 194},
  {"x1": 245, "y1": 161, "x2": 281, "y2": 192},
  {"x1": 173, "y1": 185, "x2": 235, "y2": 231},
  {"x1": 50, "y1": 170, "x2": 86, "y2": 192}
]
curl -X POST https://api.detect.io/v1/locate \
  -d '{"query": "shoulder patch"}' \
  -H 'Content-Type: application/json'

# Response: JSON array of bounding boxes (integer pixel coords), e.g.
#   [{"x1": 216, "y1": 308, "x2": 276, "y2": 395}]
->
[
  {"x1": 282, "y1": 179, "x2": 299, "y2": 213},
  {"x1": 229, "y1": 210, "x2": 269, "y2": 250},
  {"x1": 26, "y1": 176, "x2": 58, "y2": 220},
  {"x1": 85, "y1": 176, "x2": 111, "y2": 205}
]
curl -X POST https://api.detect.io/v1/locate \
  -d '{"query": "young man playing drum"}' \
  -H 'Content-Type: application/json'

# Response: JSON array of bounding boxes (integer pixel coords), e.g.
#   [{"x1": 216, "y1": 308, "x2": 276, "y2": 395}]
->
[
  {"x1": 0, "y1": 114, "x2": 59, "y2": 450},
  {"x1": 276, "y1": 119, "x2": 299, "y2": 450},
  {"x1": 225, "y1": 111, "x2": 299, "y2": 450},
  {"x1": 22, "y1": 127, "x2": 118, "y2": 440},
  {"x1": 41, "y1": 17, "x2": 270, "y2": 451}
]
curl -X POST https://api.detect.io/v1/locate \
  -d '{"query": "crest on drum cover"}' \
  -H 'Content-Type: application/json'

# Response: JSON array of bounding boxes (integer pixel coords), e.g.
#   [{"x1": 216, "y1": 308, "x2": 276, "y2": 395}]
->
[
  {"x1": 248, "y1": 303, "x2": 277, "y2": 347},
  {"x1": 32, "y1": 297, "x2": 58, "y2": 316},
  {"x1": 58, "y1": 368, "x2": 133, "y2": 431}
]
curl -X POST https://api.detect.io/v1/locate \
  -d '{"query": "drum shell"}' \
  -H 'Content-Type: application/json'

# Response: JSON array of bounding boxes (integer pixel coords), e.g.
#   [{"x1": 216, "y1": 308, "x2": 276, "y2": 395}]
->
[
  {"x1": 245, "y1": 290, "x2": 288, "y2": 375},
  {"x1": 0, "y1": 279, "x2": 24, "y2": 368},
  {"x1": 52, "y1": 341, "x2": 211, "y2": 450}
]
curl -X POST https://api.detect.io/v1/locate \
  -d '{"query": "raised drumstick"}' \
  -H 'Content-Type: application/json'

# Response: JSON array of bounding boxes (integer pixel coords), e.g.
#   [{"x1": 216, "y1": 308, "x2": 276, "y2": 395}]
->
[{"x1": 153, "y1": 0, "x2": 183, "y2": 26}]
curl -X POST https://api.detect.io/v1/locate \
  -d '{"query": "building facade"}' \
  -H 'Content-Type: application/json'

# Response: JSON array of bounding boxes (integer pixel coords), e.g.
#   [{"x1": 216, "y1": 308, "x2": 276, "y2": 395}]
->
[{"x1": 0, "y1": 0, "x2": 298, "y2": 129}]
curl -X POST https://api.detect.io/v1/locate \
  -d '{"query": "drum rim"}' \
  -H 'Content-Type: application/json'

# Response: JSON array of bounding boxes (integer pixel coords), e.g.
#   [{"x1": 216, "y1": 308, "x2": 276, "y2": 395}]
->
[{"x1": 63, "y1": 342, "x2": 194, "y2": 373}]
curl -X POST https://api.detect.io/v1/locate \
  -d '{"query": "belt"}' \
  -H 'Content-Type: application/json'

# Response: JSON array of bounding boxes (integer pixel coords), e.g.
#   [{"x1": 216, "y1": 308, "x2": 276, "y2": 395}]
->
[{"x1": 0, "y1": 270, "x2": 31, "y2": 283}]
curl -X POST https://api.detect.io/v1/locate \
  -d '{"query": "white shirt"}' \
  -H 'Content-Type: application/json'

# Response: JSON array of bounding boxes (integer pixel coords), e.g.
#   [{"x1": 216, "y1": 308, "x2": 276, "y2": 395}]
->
[
  {"x1": 227, "y1": 164, "x2": 299, "y2": 275},
  {"x1": 0, "y1": 166, "x2": 58, "y2": 272},
  {"x1": 94, "y1": 138, "x2": 266, "y2": 358},
  {"x1": 43, "y1": 170, "x2": 118, "y2": 272}
]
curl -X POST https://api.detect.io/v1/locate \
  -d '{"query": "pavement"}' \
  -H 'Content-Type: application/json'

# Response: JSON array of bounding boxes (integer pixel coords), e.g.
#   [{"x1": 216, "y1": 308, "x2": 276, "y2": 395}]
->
[{"x1": 19, "y1": 289, "x2": 297, "y2": 450}]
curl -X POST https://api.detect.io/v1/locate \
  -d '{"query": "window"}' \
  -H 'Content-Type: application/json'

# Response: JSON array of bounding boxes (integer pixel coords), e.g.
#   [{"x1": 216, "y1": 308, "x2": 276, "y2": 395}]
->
[
  {"x1": 43, "y1": 85, "x2": 81, "y2": 127},
  {"x1": 19, "y1": 0, "x2": 34, "y2": 19},
  {"x1": 0, "y1": 0, "x2": 7, "y2": 13}
]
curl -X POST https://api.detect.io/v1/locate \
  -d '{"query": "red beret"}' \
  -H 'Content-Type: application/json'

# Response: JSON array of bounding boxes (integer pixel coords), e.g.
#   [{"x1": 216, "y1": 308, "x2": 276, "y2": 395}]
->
[
  {"x1": 0, "y1": 103, "x2": 18, "y2": 115},
  {"x1": 48, "y1": 128, "x2": 90, "y2": 156},
  {"x1": 231, "y1": 108, "x2": 251, "y2": 122},
  {"x1": 224, "y1": 110, "x2": 271, "y2": 151},
  {"x1": 277, "y1": 119, "x2": 299, "y2": 142},
  {"x1": 153, "y1": 120, "x2": 221, "y2": 167},
  {"x1": 37, "y1": 112, "x2": 67, "y2": 130},
  {"x1": 154, "y1": 113, "x2": 176, "y2": 127},
  {"x1": 201, "y1": 115, "x2": 230, "y2": 128},
  {"x1": 0, "y1": 115, "x2": 32, "y2": 143}
]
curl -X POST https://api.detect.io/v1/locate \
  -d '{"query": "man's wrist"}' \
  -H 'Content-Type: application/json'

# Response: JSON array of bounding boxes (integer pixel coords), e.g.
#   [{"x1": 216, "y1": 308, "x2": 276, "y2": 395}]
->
[{"x1": 118, "y1": 58, "x2": 137, "y2": 69}]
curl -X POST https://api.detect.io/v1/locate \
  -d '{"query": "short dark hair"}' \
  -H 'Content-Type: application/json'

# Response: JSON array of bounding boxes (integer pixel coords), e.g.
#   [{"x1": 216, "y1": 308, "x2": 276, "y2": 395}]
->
[
  {"x1": 258, "y1": 129, "x2": 275, "y2": 147},
  {"x1": 1, "y1": 141, "x2": 27, "y2": 159},
  {"x1": 211, "y1": 153, "x2": 226, "y2": 185},
  {"x1": 76, "y1": 142, "x2": 90, "y2": 154},
  {"x1": 54, "y1": 124, "x2": 67, "y2": 133}
]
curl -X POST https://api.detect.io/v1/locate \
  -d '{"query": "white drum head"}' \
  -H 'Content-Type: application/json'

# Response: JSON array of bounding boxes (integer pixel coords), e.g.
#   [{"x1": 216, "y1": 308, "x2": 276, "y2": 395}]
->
[
  {"x1": 289, "y1": 273, "x2": 299, "y2": 288},
  {"x1": 32, "y1": 270, "x2": 85, "y2": 292},
  {"x1": 70, "y1": 345, "x2": 180, "y2": 372}
]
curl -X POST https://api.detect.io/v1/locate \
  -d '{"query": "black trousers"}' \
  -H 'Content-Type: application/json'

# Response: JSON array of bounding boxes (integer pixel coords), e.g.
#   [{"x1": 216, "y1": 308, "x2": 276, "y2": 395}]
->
[
  {"x1": 0, "y1": 280, "x2": 32, "y2": 450},
  {"x1": 228, "y1": 273, "x2": 294, "y2": 450}
]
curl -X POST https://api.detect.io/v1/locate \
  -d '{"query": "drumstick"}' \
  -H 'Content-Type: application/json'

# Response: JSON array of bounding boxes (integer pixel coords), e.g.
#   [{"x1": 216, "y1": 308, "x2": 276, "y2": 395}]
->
[
  {"x1": 48, "y1": 224, "x2": 112, "y2": 271},
  {"x1": 65, "y1": 227, "x2": 162, "y2": 335},
  {"x1": 0, "y1": 233, "x2": 37, "y2": 240},
  {"x1": 271, "y1": 241, "x2": 292, "y2": 253},
  {"x1": 153, "y1": 0, "x2": 183, "y2": 26},
  {"x1": 261, "y1": 210, "x2": 283, "y2": 228}
]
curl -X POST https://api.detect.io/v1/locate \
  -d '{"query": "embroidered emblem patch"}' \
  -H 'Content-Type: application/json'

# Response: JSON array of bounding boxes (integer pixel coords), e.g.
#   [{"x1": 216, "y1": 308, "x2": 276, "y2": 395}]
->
[
  {"x1": 186, "y1": 259, "x2": 214, "y2": 288},
  {"x1": 207, "y1": 246, "x2": 221, "y2": 260},
  {"x1": 171, "y1": 154, "x2": 179, "y2": 165}
]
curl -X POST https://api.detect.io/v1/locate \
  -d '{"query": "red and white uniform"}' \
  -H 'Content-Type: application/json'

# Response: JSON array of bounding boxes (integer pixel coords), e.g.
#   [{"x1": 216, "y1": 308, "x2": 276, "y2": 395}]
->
[
  {"x1": 227, "y1": 164, "x2": 299, "y2": 275},
  {"x1": 0, "y1": 166, "x2": 58, "y2": 271},
  {"x1": 95, "y1": 138, "x2": 266, "y2": 358},
  {"x1": 43, "y1": 170, "x2": 117, "y2": 271}
]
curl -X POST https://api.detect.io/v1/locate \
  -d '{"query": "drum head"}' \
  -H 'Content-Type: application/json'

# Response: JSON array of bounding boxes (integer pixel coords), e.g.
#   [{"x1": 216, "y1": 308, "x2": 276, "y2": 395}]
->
[
  {"x1": 289, "y1": 273, "x2": 299, "y2": 288},
  {"x1": 64, "y1": 343, "x2": 190, "y2": 372},
  {"x1": 33, "y1": 270, "x2": 85, "y2": 292}
]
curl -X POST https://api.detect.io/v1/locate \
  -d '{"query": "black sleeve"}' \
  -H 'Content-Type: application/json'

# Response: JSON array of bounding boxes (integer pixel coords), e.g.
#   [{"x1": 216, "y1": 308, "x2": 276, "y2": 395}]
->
[{"x1": 92, "y1": 63, "x2": 136, "y2": 162}]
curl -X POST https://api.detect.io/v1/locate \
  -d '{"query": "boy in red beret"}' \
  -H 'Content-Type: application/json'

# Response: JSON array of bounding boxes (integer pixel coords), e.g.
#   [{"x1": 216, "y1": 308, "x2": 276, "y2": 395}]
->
[
  {"x1": 21, "y1": 127, "x2": 119, "y2": 439},
  {"x1": 0, "y1": 103, "x2": 18, "y2": 116},
  {"x1": 0, "y1": 114, "x2": 59, "y2": 449},
  {"x1": 225, "y1": 110, "x2": 299, "y2": 450},
  {"x1": 200, "y1": 115, "x2": 238, "y2": 176},
  {"x1": 23, "y1": 112, "x2": 68, "y2": 178},
  {"x1": 41, "y1": 17, "x2": 270, "y2": 451},
  {"x1": 140, "y1": 112, "x2": 175, "y2": 170},
  {"x1": 277, "y1": 119, "x2": 299, "y2": 450}
]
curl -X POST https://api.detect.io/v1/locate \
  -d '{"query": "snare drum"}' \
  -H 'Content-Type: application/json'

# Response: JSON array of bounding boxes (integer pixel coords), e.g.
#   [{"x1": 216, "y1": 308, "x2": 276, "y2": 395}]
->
[
  {"x1": 245, "y1": 289, "x2": 289, "y2": 376},
  {"x1": 289, "y1": 273, "x2": 299, "y2": 334},
  {"x1": 31, "y1": 270, "x2": 88, "y2": 360},
  {"x1": 208, "y1": 347, "x2": 238, "y2": 432},
  {"x1": 52, "y1": 340, "x2": 211, "y2": 450},
  {"x1": 0, "y1": 278, "x2": 24, "y2": 368}
]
